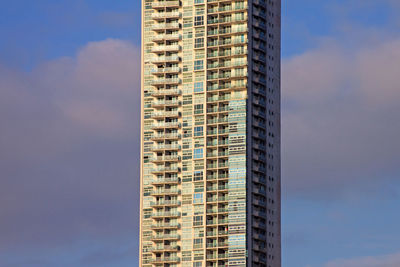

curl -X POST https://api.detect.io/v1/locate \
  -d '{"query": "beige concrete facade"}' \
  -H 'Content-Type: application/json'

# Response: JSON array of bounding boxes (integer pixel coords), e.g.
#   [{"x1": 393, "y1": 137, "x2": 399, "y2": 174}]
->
[{"x1": 140, "y1": 0, "x2": 281, "y2": 266}]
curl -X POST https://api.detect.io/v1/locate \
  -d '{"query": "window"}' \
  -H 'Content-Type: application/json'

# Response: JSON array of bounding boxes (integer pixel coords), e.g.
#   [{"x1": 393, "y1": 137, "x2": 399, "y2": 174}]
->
[
  {"x1": 194, "y1": 82, "x2": 203, "y2": 93},
  {"x1": 193, "y1": 148, "x2": 203, "y2": 159},
  {"x1": 193, "y1": 193, "x2": 203, "y2": 204},
  {"x1": 194, "y1": 60, "x2": 203, "y2": 70},
  {"x1": 195, "y1": 6, "x2": 205, "y2": 15},
  {"x1": 193, "y1": 214, "x2": 203, "y2": 225},
  {"x1": 193, "y1": 238, "x2": 203, "y2": 249},
  {"x1": 194, "y1": 126, "x2": 203, "y2": 136},
  {"x1": 194, "y1": 38, "x2": 204, "y2": 48},
  {"x1": 194, "y1": 104, "x2": 203, "y2": 114},
  {"x1": 183, "y1": 29, "x2": 193, "y2": 39},
  {"x1": 194, "y1": 16, "x2": 204, "y2": 26},
  {"x1": 194, "y1": 171, "x2": 203, "y2": 181},
  {"x1": 183, "y1": 18, "x2": 193, "y2": 28}
]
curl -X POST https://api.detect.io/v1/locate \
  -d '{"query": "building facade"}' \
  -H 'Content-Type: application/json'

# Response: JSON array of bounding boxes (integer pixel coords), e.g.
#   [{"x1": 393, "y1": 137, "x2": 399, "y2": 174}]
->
[{"x1": 140, "y1": 0, "x2": 281, "y2": 266}]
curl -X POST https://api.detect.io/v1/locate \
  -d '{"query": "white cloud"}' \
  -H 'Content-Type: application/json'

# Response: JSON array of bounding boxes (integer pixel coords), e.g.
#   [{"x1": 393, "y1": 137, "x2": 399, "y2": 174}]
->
[
  {"x1": 325, "y1": 252, "x2": 400, "y2": 267},
  {"x1": 282, "y1": 37, "x2": 400, "y2": 197},
  {"x1": 0, "y1": 39, "x2": 140, "y2": 163},
  {"x1": 0, "y1": 39, "x2": 141, "y2": 253}
]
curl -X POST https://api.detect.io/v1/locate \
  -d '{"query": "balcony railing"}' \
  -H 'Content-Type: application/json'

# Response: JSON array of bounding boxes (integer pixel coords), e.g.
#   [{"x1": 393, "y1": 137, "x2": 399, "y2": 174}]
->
[
  {"x1": 149, "y1": 256, "x2": 181, "y2": 263},
  {"x1": 152, "y1": 1, "x2": 180, "y2": 8},
  {"x1": 151, "y1": 133, "x2": 181, "y2": 139},
  {"x1": 150, "y1": 78, "x2": 181, "y2": 85},
  {"x1": 152, "y1": 45, "x2": 181, "y2": 53},
  {"x1": 152, "y1": 33, "x2": 181, "y2": 42},
  {"x1": 151, "y1": 89, "x2": 181, "y2": 96},
  {"x1": 151, "y1": 67, "x2": 181, "y2": 74},
  {"x1": 152, "y1": 55, "x2": 180, "y2": 63},
  {"x1": 151, "y1": 222, "x2": 180, "y2": 229},
  {"x1": 152, "y1": 22, "x2": 180, "y2": 31},
  {"x1": 151, "y1": 211, "x2": 181, "y2": 218},
  {"x1": 151, "y1": 166, "x2": 180, "y2": 173},
  {"x1": 150, "y1": 200, "x2": 181, "y2": 206},
  {"x1": 150, "y1": 155, "x2": 180, "y2": 162},
  {"x1": 151, "y1": 111, "x2": 180, "y2": 118},
  {"x1": 151, "y1": 144, "x2": 181, "y2": 150},
  {"x1": 150, "y1": 245, "x2": 179, "y2": 252},
  {"x1": 151, "y1": 177, "x2": 180, "y2": 184},
  {"x1": 152, "y1": 12, "x2": 181, "y2": 20}
]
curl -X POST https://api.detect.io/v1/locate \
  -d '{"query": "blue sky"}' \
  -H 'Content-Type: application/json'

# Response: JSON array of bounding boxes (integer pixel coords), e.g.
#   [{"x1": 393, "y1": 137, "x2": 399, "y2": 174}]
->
[{"x1": 0, "y1": 1, "x2": 400, "y2": 267}]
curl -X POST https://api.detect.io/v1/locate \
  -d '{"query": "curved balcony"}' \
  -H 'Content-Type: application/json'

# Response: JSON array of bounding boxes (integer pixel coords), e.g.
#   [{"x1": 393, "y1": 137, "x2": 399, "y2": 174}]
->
[
  {"x1": 151, "y1": 67, "x2": 181, "y2": 75},
  {"x1": 152, "y1": 1, "x2": 180, "y2": 9},
  {"x1": 151, "y1": 122, "x2": 181, "y2": 130},
  {"x1": 150, "y1": 155, "x2": 180, "y2": 163},
  {"x1": 152, "y1": 22, "x2": 180, "y2": 31},
  {"x1": 152, "y1": 55, "x2": 180, "y2": 64},
  {"x1": 151, "y1": 188, "x2": 181, "y2": 196},
  {"x1": 151, "y1": 177, "x2": 180, "y2": 185},
  {"x1": 151, "y1": 45, "x2": 181, "y2": 54},
  {"x1": 151, "y1": 234, "x2": 180, "y2": 241},
  {"x1": 151, "y1": 222, "x2": 180, "y2": 230},
  {"x1": 152, "y1": 33, "x2": 181, "y2": 43},
  {"x1": 151, "y1": 211, "x2": 181, "y2": 219},
  {"x1": 152, "y1": 12, "x2": 181, "y2": 21},
  {"x1": 151, "y1": 89, "x2": 181, "y2": 96},
  {"x1": 151, "y1": 144, "x2": 181, "y2": 151},
  {"x1": 150, "y1": 200, "x2": 181, "y2": 207},
  {"x1": 151, "y1": 133, "x2": 181, "y2": 141},
  {"x1": 151, "y1": 166, "x2": 180, "y2": 174},
  {"x1": 151, "y1": 78, "x2": 181, "y2": 86},
  {"x1": 149, "y1": 256, "x2": 180, "y2": 264},
  {"x1": 150, "y1": 245, "x2": 180, "y2": 253},
  {"x1": 151, "y1": 111, "x2": 180, "y2": 119}
]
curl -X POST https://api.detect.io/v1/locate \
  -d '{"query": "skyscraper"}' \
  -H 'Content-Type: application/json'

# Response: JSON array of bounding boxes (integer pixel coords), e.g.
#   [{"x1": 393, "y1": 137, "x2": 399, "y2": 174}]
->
[{"x1": 140, "y1": 0, "x2": 281, "y2": 266}]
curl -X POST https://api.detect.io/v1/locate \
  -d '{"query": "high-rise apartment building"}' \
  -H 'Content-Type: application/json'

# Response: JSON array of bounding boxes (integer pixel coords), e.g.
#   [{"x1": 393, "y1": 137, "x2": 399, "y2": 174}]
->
[{"x1": 140, "y1": 0, "x2": 281, "y2": 266}]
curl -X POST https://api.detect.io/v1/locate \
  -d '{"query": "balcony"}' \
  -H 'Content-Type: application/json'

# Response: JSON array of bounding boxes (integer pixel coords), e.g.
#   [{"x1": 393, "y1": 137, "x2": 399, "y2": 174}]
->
[
  {"x1": 151, "y1": 144, "x2": 181, "y2": 151},
  {"x1": 218, "y1": 253, "x2": 229, "y2": 259},
  {"x1": 152, "y1": 33, "x2": 181, "y2": 42},
  {"x1": 151, "y1": 67, "x2": 181, "y2": 75},
  {"x1": 149, "y1": 256, "x2": 181, "y2": 263},
  {"x1": 206, "y1": 231, "x2": 217, "y2": 237},
  {"x1": 151, "y1": 133, "x2": 181, "y2": 140},
  {"x1": 151, "y1": 188, "x2": 181, "y2": 196},
  {"x1": 152, "y1": 22, "x2": 180, "y2": 31},
  {"x1": 151, "y1": 222, "x2": 180, "y2": 229},
  {"x1": 151, "y1": 166, "x2": 180, "y2": 174},
  {"x1": 150, "y1": 78, "x2": 181, "y2": 86},
  {"x1": 152, "y1": 12, "x2": 181, "y2": 20},
  {"x1": 218, "y1": 230, "x2": 228, "y2": 236},
  {"x1": 151, "y1": 211, "x2": 181, "y2": 218},
  {"x1": 206, "y1": 241, "x2": 228, "y2": 248},
  {"x1": 150, "y1": 200, "x2": 181, "y2": 207},
  {"x1": 151, "y1": 121, "x2": 181, "y2": 129},
  {"x1": 151, "y1": 89, "x2": 181, "y2": 96},
  {"x1": 152, "y1": 1, "x2": 180, "y2": 9},
  {"x1": 206, "y1": 106, "x2": 229, "y2": 113},
  {"x1": 206, "y1": 253, "x2": 217, "y2": 260},
  {"x1": 151, "y1": 45, "x2": 181, "y2": 53},
  {"x1": 150, "y1": 155, "x2": 180, "y2": 163},
  {"x1": 151, "y1": 177, "x2": 180, "y2": 185},
  {"x1": 150, "y1": 245, "x2": 180, "y2": 252},
  {"x1": 253, "y1": 220, "x2": 267, "y2": 229},
  {"x1": 152, "y1": 55, "x2": 180, "y2": 63},
  {"x1": 151, "y1": 111, "x2": 180, "y2": 119}
]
